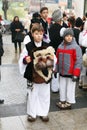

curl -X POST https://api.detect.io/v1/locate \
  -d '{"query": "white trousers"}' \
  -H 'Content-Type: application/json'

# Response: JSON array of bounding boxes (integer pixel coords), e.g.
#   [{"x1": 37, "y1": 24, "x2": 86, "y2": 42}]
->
[
  {"x1": 27, "y1": 83, "x2": 50, "y2": 118},
  {"x1": 59, "y1": 76, "x2": 76, "y2": 104},
  {"x1": 51, "y1": 73, "x2": 59, "y2": 92}
]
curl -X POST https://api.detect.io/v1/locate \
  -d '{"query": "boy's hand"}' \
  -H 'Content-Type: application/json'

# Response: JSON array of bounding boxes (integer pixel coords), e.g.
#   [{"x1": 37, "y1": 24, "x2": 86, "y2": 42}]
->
[
  {"x1": 72, "y1": 76, "x2": 79, "y2": 82},
  {"x1": 25, "y1": 56, "x2": 31, "y2": 63}
]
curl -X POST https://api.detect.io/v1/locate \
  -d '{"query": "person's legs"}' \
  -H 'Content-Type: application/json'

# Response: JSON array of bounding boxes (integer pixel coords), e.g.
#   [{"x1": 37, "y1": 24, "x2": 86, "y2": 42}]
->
[
  {"x1": 27, "y1": 83, "x2": 50, "y2": 122},
  {"x1": 18, "y1": 42, "x2": 21, "y2": 53},
  {"x1": 59, "y1": 76, "x2": 67, "y2": 102},
  {"x1": 56, "y1": 76, "x2": 67, "y2": 109},
  {"x1": 67, "y1": 78, "x2": 76, "y2": 104},
  {"x1": 14, "y1": 42, "x2": 17, "y2": 53}
]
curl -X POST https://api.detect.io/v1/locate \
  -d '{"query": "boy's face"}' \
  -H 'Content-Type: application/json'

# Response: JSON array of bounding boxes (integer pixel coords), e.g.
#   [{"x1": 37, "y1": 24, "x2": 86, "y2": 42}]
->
[
  {"x1": 32, "y1": 30, "x2": 43, "y2": 43},
  {"x1": 40, "y1": 9, "x2": 48, "y2": 20},
  {"x1": 64, "y1": 35, "x2": 73, "y2": 43}
]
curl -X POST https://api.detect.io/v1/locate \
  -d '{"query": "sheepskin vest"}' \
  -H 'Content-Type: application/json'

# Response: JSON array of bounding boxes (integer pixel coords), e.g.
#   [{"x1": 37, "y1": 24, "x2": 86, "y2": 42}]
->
[{"x1": 24, "y1": 41, "x2": 51, "y2": 83}]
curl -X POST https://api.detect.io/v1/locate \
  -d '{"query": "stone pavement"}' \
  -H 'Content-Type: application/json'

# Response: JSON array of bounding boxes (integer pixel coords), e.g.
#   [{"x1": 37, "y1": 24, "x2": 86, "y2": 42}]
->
[
  {"x1": 0, "y1": 34, "x2": 87, "y2": 130},
  {"x1": 0, "y1": 108, "x2": 87, "y2": 130}
]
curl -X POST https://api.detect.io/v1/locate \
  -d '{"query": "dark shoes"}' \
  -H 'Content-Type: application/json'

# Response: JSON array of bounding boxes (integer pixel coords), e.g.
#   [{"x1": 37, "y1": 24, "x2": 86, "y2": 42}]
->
[
  {"x1": 0, "y1": 99, "x2": 4, "y2": 104},
  {"x1": 56, "y1": 101, "x2": 72, "y2": 110},
  {"x1": 27, "y1": 115, "x2": 36, "y2": 122},
  {"x1": 40, "y1": 116, "x2": 49, "y2": 122},
  {"x1": 27, "y1": 115, "x2": 49, "y2": 122}
]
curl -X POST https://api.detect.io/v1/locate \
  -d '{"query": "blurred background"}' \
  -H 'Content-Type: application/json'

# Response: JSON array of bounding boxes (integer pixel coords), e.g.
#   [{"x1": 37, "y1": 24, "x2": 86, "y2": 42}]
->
[{"x1": 0, "y1": 0, "x2": 86, "y2": 33}]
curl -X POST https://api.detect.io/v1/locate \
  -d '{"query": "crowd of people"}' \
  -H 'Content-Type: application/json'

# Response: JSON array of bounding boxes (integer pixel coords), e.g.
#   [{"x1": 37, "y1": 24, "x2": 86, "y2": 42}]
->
[{"x1": 0, "y1": 6, "x2": 87, "y2": 122}]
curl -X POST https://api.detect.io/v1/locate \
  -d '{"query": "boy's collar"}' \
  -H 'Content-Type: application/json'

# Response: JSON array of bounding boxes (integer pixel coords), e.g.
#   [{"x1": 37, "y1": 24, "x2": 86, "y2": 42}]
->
[{"x1": 34, "y1": 41, "x2": 42, "y2": 47}]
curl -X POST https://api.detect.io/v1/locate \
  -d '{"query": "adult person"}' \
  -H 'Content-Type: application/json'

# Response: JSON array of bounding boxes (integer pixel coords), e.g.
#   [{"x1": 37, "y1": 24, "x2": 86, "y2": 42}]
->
[
  {"x1": 0, "y1": 32, "x2": 4, "y2": 104},
  {"x1": 79, "y1": 20, "x2": 87, "y2": 88},
  {"x1": 49, "y1": 9, "x2": 63, "y2": 52},
  {"x1": 49, "y1": 9, "x2": 63, "y2": 93},
  {"x1": 10, "y1": 16, "x2": 24, "y2": 53},
  {"x1": 73, "y1": 17, "x2": 83, "y2": 44}
]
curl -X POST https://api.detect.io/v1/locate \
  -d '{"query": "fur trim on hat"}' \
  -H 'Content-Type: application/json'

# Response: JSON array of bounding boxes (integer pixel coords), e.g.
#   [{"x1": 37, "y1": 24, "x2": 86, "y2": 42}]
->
[{"x1": 60, "y1": 27, "x2": 66, "y2": 37}]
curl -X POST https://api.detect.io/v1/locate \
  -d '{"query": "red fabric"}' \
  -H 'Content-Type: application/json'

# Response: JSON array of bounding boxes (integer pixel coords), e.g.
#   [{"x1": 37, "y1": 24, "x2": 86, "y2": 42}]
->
[{"x1": 73, "y1": 68, "x2": 80, "y2": 76}]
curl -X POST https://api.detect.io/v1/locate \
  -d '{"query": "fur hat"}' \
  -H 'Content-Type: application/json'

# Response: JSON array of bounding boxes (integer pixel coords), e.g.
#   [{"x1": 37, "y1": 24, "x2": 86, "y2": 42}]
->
[
  {"x1": 52, "y1": 9, "x2": 63, "y2": 22},
  {"x1": 63, "y1": 28, "x2": 74, "y2": 38},
  {"x1": 75, "y1": 17, "x2": 83, "y2": 27},
  {"x1": 60, "y1": 27, "x2": 66, "y2": 37}
]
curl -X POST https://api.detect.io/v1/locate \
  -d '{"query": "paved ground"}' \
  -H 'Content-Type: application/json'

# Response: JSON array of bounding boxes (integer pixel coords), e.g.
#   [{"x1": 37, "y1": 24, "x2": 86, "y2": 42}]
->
[{"x1": 0, "y1": 34, "x2": 87, "y2": 130}]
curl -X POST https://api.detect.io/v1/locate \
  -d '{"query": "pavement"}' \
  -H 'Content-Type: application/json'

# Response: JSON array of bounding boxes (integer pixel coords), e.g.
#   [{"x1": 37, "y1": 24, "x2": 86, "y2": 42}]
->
[{"x1": 0, "y1": 34, "x2": 87, "y2": 130}]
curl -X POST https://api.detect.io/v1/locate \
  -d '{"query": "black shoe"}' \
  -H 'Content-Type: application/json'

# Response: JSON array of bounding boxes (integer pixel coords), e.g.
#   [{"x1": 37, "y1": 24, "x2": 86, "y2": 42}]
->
[
  {"x1": 0, "y1": 99, "x2": 4, "y2": 104},
  {"x1": 27, "y1": 115, "x2": 36, "y2": 122},
  {"x1": 40, "y1": 116, "x2": 49, "y2": 122}
]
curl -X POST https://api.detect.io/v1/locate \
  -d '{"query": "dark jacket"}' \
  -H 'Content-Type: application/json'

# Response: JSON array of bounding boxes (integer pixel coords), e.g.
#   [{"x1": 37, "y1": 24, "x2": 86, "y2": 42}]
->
[
  {"x1": 0, "y1": 33, "x2": 4, "y2": 65},
  {"x1": 40, "y1": 18, "x2": 48, "y2": 34},
  {"x1": 10, "y1": 21, "x2": 24, "y2": 43},
  {"x1": 24, "y1": 41, "x2": 49, "y2": 81},
  {"x1": 49, "y1": 23, "x2": 63, "y2": 52},
  {"x1": 73, "y1": 28, "x2": 81, "y2": 44}
]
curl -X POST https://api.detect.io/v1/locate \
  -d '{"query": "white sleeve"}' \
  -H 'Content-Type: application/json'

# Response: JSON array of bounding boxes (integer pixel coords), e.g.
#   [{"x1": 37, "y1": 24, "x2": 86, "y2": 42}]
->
[
  {"x1": 82, "y1": 36, "x2": 87, "y2": 47},
  {"x1": 79, "y1": 32, "x2": 87, "y2": 47},
  {"x1": 19, "y1": 47, "x2": 28, "y2": 75},
  {"x1": 23, "y1": 35, "x2": 31, "y2": 45},
  {"x1": 53, "y1": 54, "x2": 57, "y2": 71}
]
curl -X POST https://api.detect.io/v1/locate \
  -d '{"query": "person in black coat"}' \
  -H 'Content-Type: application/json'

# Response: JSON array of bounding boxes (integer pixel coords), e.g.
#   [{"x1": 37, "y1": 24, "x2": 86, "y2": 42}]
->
[
  {"x1": 10, "y1": 16, "x2": 24, "y2": 53},
  {"x1": 49, "y1": 9, "x2": 63, "y2": 52},
  {"x1": 73, "y1": 17, "x2": 83, "y2": 44},
  {"x1": 49, "y1": 9, "x2": 63, "y2": 93},
  {"x1": 0, "y1": 32, "x2": 4, "y2": 104}
]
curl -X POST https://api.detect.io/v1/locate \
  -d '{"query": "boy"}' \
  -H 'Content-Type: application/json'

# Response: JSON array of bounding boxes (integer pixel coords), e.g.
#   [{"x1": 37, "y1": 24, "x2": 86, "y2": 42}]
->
[
  {"x1": 55, "y1": 28, "x2": 82, "y2": 109},
  {"x1": 40, "y1": 7, "x2": 50, "y2": 43},
  {"x1": 19, "y1": 24, "x2": 55, "y2": 122}
]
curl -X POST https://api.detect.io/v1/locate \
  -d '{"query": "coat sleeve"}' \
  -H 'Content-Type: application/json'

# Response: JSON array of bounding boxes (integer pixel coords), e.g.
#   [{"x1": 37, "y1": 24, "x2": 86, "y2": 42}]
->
[
  {"x1": 73, "y1": 45, "x2": 82, "y2": 76},
  {"x1": 18, "y1": 47, "x2": 28, "y2": 75},
  {"x1": 23, "y1": 35, "x2": 31, "y2": 45}
]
